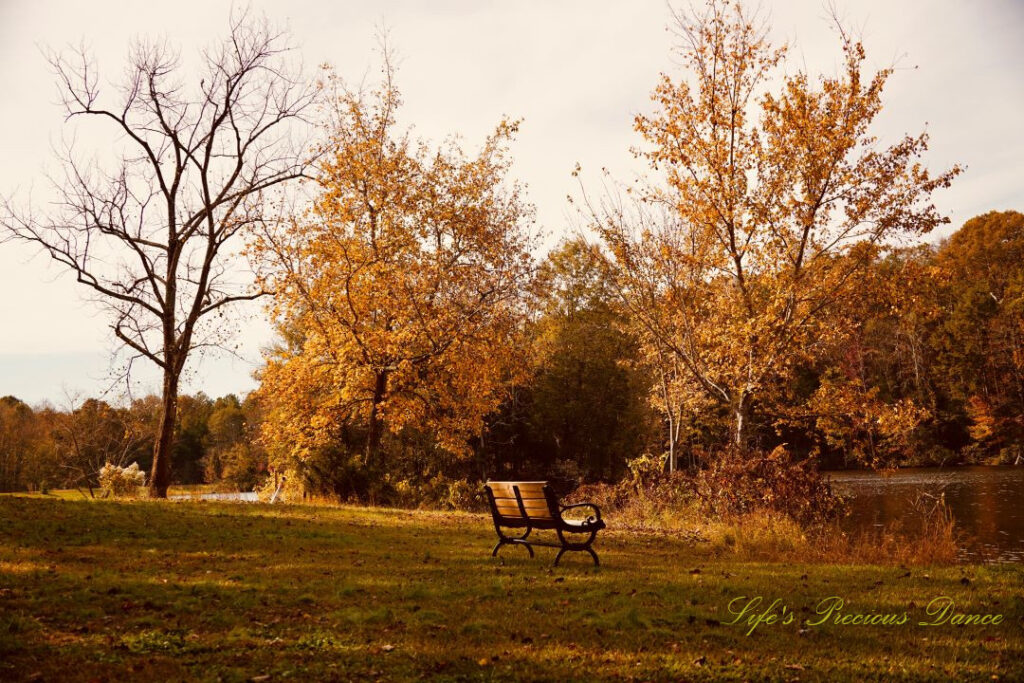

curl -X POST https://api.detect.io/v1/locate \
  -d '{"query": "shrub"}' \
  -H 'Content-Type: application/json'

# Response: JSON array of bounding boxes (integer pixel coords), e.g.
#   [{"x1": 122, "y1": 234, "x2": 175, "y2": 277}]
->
[
  {"x1": 567, "y1": 447, "x2": 845, "y2": 530},
  {"x1": 565, "y1": 452, "x2": 694, "y2": 527},
  {"x1": 391, "y1": 474, "x2": 483, "y2": 511},
  {"x1": 692, "y1": 446, "x2": 846, "y2": 526},
  {"x1": 98, "y1": 462, "x2": 146, "y2": 498}
]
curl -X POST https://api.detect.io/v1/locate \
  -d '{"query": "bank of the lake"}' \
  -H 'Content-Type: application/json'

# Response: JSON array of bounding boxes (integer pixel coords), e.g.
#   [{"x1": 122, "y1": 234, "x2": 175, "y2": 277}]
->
[{"x1": 829, "y1": 466, "x2": 1024, "y2": 563}]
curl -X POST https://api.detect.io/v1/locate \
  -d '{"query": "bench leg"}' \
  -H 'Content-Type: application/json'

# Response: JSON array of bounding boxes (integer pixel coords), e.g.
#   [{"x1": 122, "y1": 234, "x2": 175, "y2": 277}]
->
[
  {"x1": 552, "y1": 528, "x2": 601, "y2": 566},
  {"x1": 492, "y1": 537, "x2": 534, "y2": 559},
  {"x1": 552, "y1": 545, "x2": 599, "y2": 566}
]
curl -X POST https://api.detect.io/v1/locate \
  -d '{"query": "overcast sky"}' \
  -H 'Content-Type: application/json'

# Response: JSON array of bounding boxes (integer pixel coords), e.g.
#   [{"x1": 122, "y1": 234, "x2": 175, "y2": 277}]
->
[{"x1": 1, "y1": 0, "x2": 1022, "y2": 406}]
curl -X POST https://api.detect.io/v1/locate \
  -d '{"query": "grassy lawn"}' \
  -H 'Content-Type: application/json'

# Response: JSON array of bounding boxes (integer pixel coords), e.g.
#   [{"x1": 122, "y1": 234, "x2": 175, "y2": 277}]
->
[{"x1": 1, "y1": 496, "x2": 1022, "y2": 681}]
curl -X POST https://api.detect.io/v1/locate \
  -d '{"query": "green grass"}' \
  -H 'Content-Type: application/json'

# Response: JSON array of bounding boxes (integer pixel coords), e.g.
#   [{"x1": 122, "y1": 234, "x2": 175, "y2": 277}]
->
[{"x1": 1, "y1": 496, "x2": 1022, "y2": 681}]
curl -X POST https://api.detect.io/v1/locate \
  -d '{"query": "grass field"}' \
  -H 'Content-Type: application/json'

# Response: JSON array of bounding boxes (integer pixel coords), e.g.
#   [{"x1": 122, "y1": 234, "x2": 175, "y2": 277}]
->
[{"x1": 1, "y1": 495, "x2": 1022, "y2": 681}]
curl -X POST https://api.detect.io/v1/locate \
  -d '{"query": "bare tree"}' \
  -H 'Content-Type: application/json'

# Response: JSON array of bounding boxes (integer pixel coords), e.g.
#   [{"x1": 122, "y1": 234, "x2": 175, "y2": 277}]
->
[
  {"x1": 1, "y1": 11, "x2": 316, "y2": 496},
  {"x1": 51, "y1": 394, "x2": 142, "y2": 498}
]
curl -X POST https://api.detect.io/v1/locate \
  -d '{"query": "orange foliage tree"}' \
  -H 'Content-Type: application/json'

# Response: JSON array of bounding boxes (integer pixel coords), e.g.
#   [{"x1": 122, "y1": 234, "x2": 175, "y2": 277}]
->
[
  {"x1": 251, "y1": 65, "x2": 536, "y2": 495},
  {"x1": 588, "y1": 0, "x2": 959, "y2": 449},
  {"x1": 931, "y1": 211, "x2": 1024, "y2": 460}
]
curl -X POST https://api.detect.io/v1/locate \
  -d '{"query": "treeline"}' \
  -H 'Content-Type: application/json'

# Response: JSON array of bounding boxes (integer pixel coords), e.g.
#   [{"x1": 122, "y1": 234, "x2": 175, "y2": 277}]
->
[
  {"x1": 3, "y1": 3, "x2": 1021, "y2": 504},
  {"x1": 250, "y1": 210, "x2": 1024, "y2": 502},
  {"x1": 0, "y1": 394, "x2": 264, "y2": 494},
  {"x1": 485, "y1": 211, "x2": 1024, "y2": 477},
  {"x1": 2, "y1": 210, "x2": 1020, "y2": 497},
  {"x1": 822, "y1": 211, "x2": 1024, "y2": 467}
]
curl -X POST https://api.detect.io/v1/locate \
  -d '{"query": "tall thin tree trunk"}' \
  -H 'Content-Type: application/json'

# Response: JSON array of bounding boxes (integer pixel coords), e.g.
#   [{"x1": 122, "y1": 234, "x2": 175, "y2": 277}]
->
[
  {"x1": 364, "y1": 370, "x2": 388, "y2": 465},
  {"x1": 657, "y1": 354, "x2": 679, "y2": 473},
  {"x1": 663, "y1": 378, "x2": 676, "y2": 473},
  {"x1": 732, "y1": 394, "x2": 748, "y2": 449},
  {"x1": 149, "y1": 370, "x2": 179, "y2": 498}
]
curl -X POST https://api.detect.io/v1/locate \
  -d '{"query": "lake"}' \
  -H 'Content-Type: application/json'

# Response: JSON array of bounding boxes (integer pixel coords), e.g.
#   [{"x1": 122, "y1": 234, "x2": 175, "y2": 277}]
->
[
  {"x1": 168, "y1": 491, "x2": 259, "y2": 502},
  {"x1": 829, "y1": 466, "x2": 1024, "y2": 563}
]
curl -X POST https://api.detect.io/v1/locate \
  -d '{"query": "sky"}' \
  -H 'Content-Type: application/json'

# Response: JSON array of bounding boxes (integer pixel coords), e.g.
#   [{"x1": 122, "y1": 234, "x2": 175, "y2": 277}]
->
[{"x1": 1, "y1": 0, "x2": 1022, "y2": 407}]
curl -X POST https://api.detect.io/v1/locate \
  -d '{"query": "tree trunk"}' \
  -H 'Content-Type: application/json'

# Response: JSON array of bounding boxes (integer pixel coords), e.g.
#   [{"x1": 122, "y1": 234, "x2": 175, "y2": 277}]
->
[
  {"x1": 657, "y1": 363, "x2": 678, "y2": 473},
  {"x1": 732, "y1": 394, "x2": 749, "y2": 449},
  {"x1": 364, "y1": 370, "x2": 388, "y2": 465},
  {"x1": 666, "y1": 411, "x2": 676, "y2": 473},
  {"x1": 148, "y1": 370, "x2": 179, "y2": 498}
]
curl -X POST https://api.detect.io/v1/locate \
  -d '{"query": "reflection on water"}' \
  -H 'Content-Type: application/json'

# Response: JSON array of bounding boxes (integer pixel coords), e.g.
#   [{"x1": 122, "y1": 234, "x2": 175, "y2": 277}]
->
[
  {"x1": 168, "y1": 491, "x2": 259, "y2": 502},
  {"x1": 829, "y1": 467, "x2": 1024, "y2": 563}
]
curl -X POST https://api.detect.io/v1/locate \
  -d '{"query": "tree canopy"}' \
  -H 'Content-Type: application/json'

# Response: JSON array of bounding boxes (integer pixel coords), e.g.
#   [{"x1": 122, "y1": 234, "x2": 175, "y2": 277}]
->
[
  {"x1": 251, "y1": 66, "x2": 536, "y2": 497},
  {"x1": 589, "y1": 0, "x2": 960, "y2": 450}
]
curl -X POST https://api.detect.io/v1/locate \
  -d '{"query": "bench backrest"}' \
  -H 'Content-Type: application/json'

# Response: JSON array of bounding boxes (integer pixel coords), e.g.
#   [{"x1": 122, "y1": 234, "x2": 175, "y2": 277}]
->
[{"x1": 485, "y1": 481, "x2": 557, "y2": 523}]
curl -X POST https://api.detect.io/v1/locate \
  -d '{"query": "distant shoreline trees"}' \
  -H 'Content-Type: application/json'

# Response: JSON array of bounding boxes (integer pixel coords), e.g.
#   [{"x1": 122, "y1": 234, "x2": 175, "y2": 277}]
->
[{"x1": 0, "y1": 392, "x2": 265, "y2": 495}]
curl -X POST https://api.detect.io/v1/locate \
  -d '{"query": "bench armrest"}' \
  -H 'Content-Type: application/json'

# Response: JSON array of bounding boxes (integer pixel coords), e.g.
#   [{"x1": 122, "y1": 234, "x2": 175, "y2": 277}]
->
[{"x1": 560, "y1": 502, "x2": 602, "y2": 524}]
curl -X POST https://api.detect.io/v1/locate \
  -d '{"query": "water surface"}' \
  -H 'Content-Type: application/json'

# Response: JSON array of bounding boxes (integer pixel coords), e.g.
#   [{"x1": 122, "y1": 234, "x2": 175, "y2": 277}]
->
[
  {"x1": 829, "y1": 467, "x2": 1024, "y2": 563},
  {"x1": 168, "y1": 491, "x2": 259, "y2": 502}
]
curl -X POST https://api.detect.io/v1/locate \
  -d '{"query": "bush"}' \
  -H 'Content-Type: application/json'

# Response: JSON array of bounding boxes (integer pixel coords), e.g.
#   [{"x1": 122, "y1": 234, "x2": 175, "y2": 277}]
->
[
  {"x1": 98, "y1": 462, "x2": 146, "y2": 498},
  {"x1": 692, "y1": 446, "x2": 846, "y2": 526},
  {"x1": 565, "y1": 452, "x2": 694, "y2": 527},
  {"x1": 567, "y1": 447, "x2": 845, "y2": 530},
  {"x1": 391, "y1": 474, "x2": 483, "y2": 511}
]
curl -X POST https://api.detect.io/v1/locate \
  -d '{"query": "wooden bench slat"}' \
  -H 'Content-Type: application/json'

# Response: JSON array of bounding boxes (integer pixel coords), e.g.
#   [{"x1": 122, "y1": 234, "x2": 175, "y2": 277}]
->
[
  {"x1": 493, "y1": 503, "x2": 553, "y2": 519},
  {"x1": 495, "y1": 520, "x2": 559, "y2": 531},
  {"x1": 493, "y1": 502, "x2": 550, "y2": 513},
  {"x1": 487, "y1": 482, "x2": 547, "y2": 498},
  {"x1": 491, "y1": 495, "x2": 547, "y2": 504},
  {"x1": 501, "y1": 498, "x2": 550, "y2": 507},
  {"x1": 489, "y1": 493, "x2": 547, "y2": 502}
]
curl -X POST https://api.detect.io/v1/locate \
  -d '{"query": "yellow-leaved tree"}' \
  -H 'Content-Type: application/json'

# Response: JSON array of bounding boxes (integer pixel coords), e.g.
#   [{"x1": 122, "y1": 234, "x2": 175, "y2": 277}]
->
[
  {"x1": 588, "y1": 0, "x2": 960, "y2": 450},
  {"x1": 251, "y1": 64, "x2": 536, "y2": 498}
]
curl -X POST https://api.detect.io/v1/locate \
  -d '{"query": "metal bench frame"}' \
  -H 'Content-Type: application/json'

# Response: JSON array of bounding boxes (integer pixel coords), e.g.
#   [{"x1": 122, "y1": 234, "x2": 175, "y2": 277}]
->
[{"x1": 484, "y1": 481, "x2": 605, "y2": 566}]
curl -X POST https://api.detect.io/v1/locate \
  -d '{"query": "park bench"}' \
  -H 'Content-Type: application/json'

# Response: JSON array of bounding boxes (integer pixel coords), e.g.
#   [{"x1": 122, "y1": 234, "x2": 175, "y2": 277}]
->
[{"x1": 484, "y1": 481, "x2": 606, "y2": 566}]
